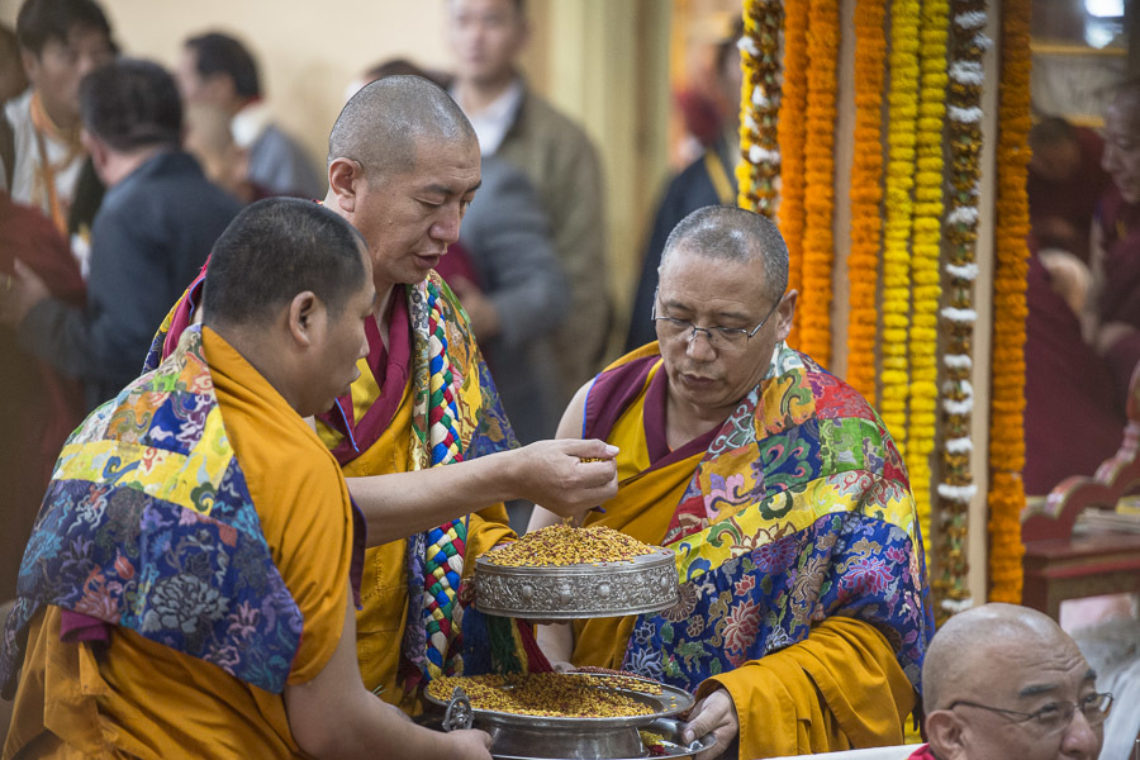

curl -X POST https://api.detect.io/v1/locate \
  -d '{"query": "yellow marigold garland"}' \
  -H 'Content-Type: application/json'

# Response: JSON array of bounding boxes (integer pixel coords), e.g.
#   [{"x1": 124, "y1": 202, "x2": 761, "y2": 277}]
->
[
  {"x1": 934, "y1": 0, "x2": 988, "y2": 623},
  {"x1": 988, "y1": 0, "x2": 1031, "y2": 603},
  {"x1": 799, "y1": 0, "x2": 839, "y2": 366},
  {"x1": 906, "y1": 0, "x2": 949, "y2": 560},
  {"x1": 736, "y1": 0, "x2": 784, "y2": 217},
  {"x1": 777, "y1": 0, "x2": 808, "y2": 348},
  {"x1": 880, "y1": 0, "x2": 921, "y2": 454},
  {"x1": 846, "y1": 0, "x2": 887, "y2": 403}
]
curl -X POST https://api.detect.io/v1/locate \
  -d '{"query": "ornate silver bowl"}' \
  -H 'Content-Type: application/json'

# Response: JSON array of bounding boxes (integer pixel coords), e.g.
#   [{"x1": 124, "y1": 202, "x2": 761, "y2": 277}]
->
[
  {"x1": 423, "y1": 674, "x2": 715, "y2": 760},
  {"x1": 473, "y1": 548, "x2": 680, "y2": 620}
]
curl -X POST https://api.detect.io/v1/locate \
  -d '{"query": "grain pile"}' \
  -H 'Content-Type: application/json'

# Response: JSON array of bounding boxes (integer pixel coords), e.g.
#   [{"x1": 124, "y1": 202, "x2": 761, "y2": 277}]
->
[{"x1": 481, "y1": 524, "x2": 659, "y2": 567}]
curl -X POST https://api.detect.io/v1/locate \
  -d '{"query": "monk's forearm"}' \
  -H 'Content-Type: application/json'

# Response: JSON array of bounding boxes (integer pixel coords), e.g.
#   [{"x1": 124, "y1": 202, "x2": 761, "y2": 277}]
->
[
  {"x1": 347, "y1": 439, "x2": 619, "y2": 546},
  {"x1": 348, "y1": 451, "x2": 522, "y2": 545}
]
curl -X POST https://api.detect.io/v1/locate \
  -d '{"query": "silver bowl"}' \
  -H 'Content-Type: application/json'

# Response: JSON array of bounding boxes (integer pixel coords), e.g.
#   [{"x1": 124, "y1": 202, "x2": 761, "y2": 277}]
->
[
  {"x1": 473, "y1": 548, "x2": 679, "y2": 620},
  {"x1": 424, "y1": 673, "x2": 713, "y2": 760}
]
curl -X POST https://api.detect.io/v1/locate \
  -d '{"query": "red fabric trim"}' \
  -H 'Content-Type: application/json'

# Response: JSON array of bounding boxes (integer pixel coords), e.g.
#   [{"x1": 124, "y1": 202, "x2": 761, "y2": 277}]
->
[{"x1": 322, "y1": 287, "x2": 411, "y2": 466}]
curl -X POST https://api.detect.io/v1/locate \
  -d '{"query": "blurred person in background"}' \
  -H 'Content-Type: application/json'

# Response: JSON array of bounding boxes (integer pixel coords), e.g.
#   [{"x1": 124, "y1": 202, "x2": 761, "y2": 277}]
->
[
  {"x1": 177, "y1": 31, "x2": 323, "y2": 200},
  {"x1": 447, "y1": 0, "x2": 609, "y2": 407},
  {"x1": 4, "y1": 0, "x2": 115, "y2": 275},
  {"x1": 0, "y1": 58, "x2": 240, "y2": 411},
  {"x1": 625, "y1": 18, "x2": 742, "y2": 352},
  {"x1": 0, "y1": 190, "x2": 84, "y2": 604},
  {"x1": 1027, "y1": 116, "x2": 1111, "y2": 265}
]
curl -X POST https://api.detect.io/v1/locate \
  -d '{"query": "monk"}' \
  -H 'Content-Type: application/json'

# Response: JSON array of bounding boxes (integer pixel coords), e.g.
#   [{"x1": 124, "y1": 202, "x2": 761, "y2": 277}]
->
[
  {"x1": 1, "y1": 198, "x2": 493, "y2": 759},
  {"x1": 530, "y1": 206, "x2": 933, "y2": 759},
  {"x1": 1091, "y1": 78, "x2": 1140, "y2": 400},
  {"x1": 142, "y1": 75, "x2": 619, "y2": 712},
  {"x1": 908, "y1": 603, "x2": 1108, "y2": 760}
]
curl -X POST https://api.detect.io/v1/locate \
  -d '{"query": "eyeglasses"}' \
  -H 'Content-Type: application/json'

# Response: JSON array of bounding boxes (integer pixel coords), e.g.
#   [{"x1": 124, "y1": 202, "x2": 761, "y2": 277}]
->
[
  {"x1": 651, "y1": 293, "x2": 783, "y2": 351},
  {"x1": 949, "y1": 692, "x2": 1113, "y2": 737}
]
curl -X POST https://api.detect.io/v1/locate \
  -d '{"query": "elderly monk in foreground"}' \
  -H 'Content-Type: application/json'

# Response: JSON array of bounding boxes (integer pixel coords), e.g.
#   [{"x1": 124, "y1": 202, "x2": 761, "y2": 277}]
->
[
  {"x1": 908, "y1": 603, "x2": 1109, "y2": 760},
  {"x1": 142, "y1": 75, "x2": 618, "y2": 711},
  {"x1": 531, "y1": 206, "x2": 934, "y2": 759},
  {"x1": 1, "y1": 198, "x2": 493, "y2": 759}
]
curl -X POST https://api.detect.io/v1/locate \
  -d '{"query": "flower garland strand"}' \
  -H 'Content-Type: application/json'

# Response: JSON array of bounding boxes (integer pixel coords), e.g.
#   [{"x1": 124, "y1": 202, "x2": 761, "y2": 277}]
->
[
  {"x1": 906, "y1": 0, "x2": 950, "y2": 559},
  {"x1": 988, "y1": 0, "x2": 1031, "y2": 603},
  {"x1": 799, "y1": 0, "x2": 840, "y2": 366},
  {"x1": 846, "y1": 0, "x2": 887, "y2": 403},
  {"x1": 736, "y1": 0, "x2": 784, "y2": 217},
  {"x1": 934, "y1": 0, "x2": 988, "y2": 623},
  {"x1": 777, "y1": 0, "x2": 809, "y2": 348},
  {"x1": 880, "y1": 0, "x2": 922, "y2": 454}
]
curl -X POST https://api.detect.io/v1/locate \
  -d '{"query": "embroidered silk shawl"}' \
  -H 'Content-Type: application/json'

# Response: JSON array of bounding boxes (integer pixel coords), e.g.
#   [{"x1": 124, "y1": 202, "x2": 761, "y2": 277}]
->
[
  {"x1": 587, "y1": 343, "x2": 934, "y2": 692},
  {"x1": 1, "y1": 326, "x2": 303, "y2": 697},
  {"x1": 143, "y1": 271, "x2": 517, "y2": 687}
]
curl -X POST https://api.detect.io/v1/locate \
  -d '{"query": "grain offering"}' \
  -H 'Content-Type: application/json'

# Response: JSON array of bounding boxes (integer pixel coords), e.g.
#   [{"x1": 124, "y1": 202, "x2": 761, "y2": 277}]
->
[
  {"x1": 481, "y1": 524, "x2": 659, "y2": 567},
  {"x1": 425, "y1": 672, "x2": 662, "y2": 718}
]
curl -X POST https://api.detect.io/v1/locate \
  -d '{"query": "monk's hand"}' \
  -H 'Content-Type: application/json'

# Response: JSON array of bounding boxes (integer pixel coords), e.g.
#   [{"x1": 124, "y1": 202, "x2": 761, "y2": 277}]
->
[
  {"x1": 0, "y1": 258, "x2": 49, "y2": 327},
  {"x1": 514, "y1": 438, "x2": 619, "y2": 520},
  {"x1": 443, "y1": 727, "x2": 494, "y2": 760},
  {"x1": 682, "y1": 688, "x2": 738, "y2": 760}
]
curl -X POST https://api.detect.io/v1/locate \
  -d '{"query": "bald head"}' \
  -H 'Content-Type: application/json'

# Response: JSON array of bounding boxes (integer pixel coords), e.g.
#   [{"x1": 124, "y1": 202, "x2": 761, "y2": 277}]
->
[
  {"x1": 327, "y1": 74, "x2": 477, "y2": 180},
  {"x1": 660, "y1": 205, "x2": 789, "y2": 303},
  {"x1": 923, "y1": 603, "x2": 1085, "y2": 710}
]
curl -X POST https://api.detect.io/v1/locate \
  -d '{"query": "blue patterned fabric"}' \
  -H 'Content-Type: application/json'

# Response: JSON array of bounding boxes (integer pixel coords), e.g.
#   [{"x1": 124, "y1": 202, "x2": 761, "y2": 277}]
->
[{"x1": 0, "y1": 326, "x2": 303, "y2": 697}]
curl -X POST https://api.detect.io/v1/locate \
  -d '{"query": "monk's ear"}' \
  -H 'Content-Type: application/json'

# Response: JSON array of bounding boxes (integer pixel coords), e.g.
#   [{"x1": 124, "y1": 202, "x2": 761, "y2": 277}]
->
[
  {"x1": 774, "y1": 289, "x2": 797, "y2": 342},
  {"x1": 926, "y1": 709, "x2": 965, "y2": 760},
  {"x1": 286, "y1": 291, "x2": 320, "y2": 348},
  {"x1": 327, "y1": 157, "x2": 363, "y2": 215}
]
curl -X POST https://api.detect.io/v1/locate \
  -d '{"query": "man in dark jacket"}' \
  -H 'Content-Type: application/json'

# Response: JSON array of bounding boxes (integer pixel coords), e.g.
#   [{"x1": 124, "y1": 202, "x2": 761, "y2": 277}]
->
[{"x1": 0, "y1": 58, "x2": 240, "y2": 410}]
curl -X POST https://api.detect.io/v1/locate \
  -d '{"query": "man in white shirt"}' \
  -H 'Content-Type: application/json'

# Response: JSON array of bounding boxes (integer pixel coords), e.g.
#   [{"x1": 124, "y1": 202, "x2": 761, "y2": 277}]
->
[{"x1": 4, "y1": 0, "x2": 114, "y2": 266}]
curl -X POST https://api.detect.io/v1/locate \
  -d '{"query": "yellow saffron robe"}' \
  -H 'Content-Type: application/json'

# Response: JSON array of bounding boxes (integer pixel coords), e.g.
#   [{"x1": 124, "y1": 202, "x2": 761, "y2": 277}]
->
[
  {"x1": 571, "y1": 356, "x2": 919, "y2": 759},
  {"x1": 2, "y1": 328, "x2": 354, "y2": 759}
]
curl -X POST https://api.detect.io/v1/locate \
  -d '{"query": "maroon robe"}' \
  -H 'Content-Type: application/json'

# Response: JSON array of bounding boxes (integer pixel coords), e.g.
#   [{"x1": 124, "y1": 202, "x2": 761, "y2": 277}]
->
[
  {"x1": 0, "y1": 195, "x2": 86, "y2": 601},
  {"x1": 1024, "y1": 252, "x2": 1125, "y2": 494},
  {"x1": 1094, "y1": 186, "x2": 1140, "y2": 398}
]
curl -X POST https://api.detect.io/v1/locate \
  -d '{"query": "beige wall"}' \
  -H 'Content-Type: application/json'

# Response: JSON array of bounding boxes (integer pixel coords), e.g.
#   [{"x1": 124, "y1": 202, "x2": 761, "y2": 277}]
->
[{"x1": 0, "y1": 0, "x2": 460, "y2": 172}]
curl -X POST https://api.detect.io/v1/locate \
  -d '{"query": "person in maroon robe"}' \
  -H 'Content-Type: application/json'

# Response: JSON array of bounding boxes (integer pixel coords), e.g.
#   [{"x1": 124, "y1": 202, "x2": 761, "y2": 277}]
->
[
  {"x1": 1092, "y1": 79, "x2": 1140, "y2": 400},
  {"x1": 1028, "y1": 117, "x2": 1111, "y2": 265},
  {"x1": 0, "y1": 193, "x2": 85, "y2": 602},
  {"x1": 1024, "y1": 248, "x2": 1124, "y2": 494}
]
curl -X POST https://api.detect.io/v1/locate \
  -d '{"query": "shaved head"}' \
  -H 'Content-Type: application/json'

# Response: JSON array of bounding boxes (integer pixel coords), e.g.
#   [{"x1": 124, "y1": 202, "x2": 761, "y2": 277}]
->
[
  {"x1": 327, "y1": 74, "x2": 477, "y2": 180},
  {"x1": 923, "y1": 603, "x2": 1084, "y2": 710},
  {"x1": 660, "y1": 205, "x2": 789, "y2": 304}
]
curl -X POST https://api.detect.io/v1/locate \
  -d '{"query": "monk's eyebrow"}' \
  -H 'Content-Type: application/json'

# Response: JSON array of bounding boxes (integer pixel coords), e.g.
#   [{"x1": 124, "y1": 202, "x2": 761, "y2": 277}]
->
[
  {"x1": 1017, "y1": 669, "x2": 1097, "y2": 699},
  {"x1": 422, "y1": 180, "x2": 483, "y2": 197}
]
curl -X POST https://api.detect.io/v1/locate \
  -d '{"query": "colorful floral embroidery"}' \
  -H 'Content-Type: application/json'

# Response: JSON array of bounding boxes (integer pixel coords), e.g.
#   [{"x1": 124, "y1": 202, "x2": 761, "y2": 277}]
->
[
  {"x1": 1, "y1": 326, "x2": 302, "y2": 696},
  {"x1": 623, "y1": 343, "x2": 933, "y2": 691}
]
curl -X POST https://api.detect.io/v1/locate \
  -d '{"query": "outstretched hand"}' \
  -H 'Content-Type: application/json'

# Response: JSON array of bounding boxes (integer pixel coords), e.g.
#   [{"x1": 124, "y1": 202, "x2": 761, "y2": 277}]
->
[
  {"x1": 682, "y1": 688, "x2": 738, "y2": 760},
  {"x1": 512, "y1": 438, "x2": 618, "y2": 521}
]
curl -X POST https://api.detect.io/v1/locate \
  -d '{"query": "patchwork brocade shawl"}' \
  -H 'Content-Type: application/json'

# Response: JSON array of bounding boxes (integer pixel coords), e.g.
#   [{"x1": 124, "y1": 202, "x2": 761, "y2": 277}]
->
[
  {"x1": 1, "y1": 326, "x2": 303, "y2": 697},
  {"x1": 141, "y1": 270, "x2": 518, "y2": 688},
  {"x1": 590, "y1": 343, "x2": 935, "y2": 691}
]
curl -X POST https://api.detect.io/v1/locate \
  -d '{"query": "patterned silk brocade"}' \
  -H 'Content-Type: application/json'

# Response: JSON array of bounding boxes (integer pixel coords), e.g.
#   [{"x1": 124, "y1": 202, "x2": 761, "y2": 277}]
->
[{"x1": 578, "y1": 343, "x2": 933, "y2": 697}]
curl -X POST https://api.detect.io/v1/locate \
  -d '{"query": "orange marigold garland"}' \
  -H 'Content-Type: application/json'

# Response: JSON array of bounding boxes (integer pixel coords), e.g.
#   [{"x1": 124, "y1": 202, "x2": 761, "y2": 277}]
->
[
  {"x1": 880, "y1": 0, "x2": 921, "y2": 454},
  {"x1": 907, "y1": 0, "x2": 949, "y2": 560},
  {"x1": 777, "y1": 0, "x2": 808, "y2": 348},
  {"x1": 736, "y1": 0, "x2": 784, "y2": 217},
  {"x1": 988, "y1": 0, "x2": 1031, "y2": 603},
  {"x1": 846, "y1": 0, "x2": 887, "y2": 403},
  {"x1": 799, "y1": 0, "x2": 840, "y2": 366},
  {"x1": 934, "y1": 0, "x2": 989, "y2": 622}
]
